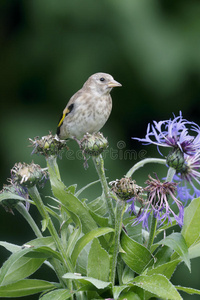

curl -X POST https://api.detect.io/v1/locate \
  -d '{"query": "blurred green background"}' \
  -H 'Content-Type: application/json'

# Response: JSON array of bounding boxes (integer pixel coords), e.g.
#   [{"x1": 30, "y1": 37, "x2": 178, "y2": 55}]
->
[{"x1": 1, "y1": 0, "x2": 200, "y2": 299}]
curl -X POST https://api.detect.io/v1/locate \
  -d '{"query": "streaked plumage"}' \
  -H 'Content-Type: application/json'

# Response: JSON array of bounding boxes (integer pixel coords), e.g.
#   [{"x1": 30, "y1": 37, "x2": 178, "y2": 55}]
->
[{"x1": 57, "y1": 72, "x2": 121, "y2": 139}]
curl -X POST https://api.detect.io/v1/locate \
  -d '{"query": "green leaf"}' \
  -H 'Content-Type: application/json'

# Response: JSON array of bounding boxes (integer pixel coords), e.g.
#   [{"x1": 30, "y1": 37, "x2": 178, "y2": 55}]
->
[
  {"x1": 176, "y1": 285, "x2": 200, "y2": 295},
  {"x1": 122, "y1": 265, "x2": 135, "y2": 284},
  {"x1": 71, "y1": 227, "x2": 114, "y2": 266},
  {"x1": 113, "y1": 285, "x2": 129, "y2": 300},
  {"x1": 0, "y1": 192, "x2": 26, "y2": 202},
  {"x1": 182, "y1": 197, "x2": 200, "y2": 248},
  {"x1": 41, "y1": 218, "x2": 49, "y2": 232},
  {"x1": 87, "y1": 195, "x2": 108, "y2": 217},
  {"x1": 189, "y1": 241, "x2": 200, "y2": 259},
  {"x1": 133, "y1": 274, "x2": 182, "y2": 300},
  {"x1": 0, "y1": 248, "x2": 45, "y2": 285},
  {"x1": 123, "y1": 217, "x2": 143, "y2": 244},
  {"x1": 118, "y1": 291, "x2": 141, "y2": 300},
  {"x1": 157, "y1": 232, "x2": 190, "y2": 271},
  {"x1": 47, "y1": 161, "x2": 98, "y2": 233},
  {"x1": 87, "y1": 239, "x2": 110, "y2": 282},
  {"x1": 120, "y1": 231, "x2": 152, "y2": 274},
  {"x1": 153, "y1": 245, "x2": 173, "y2": 267},
  {"x1": 27, "y1": 236, "x2": 56, "y2": 249},
  {"x1": 0, "y1": 242, "x2": 21, "y2": 253},
  {"x1": 65, "y1": 214, "x2": 82, "y2": 257},
  {"x1": 76, "y1": 243, "x2": 91, "y2": 276},
  {"x1": 40, "y1": 288, "x2": 73, "y2": 300},
  {"x1": 63, "y1": 273, "x2": 111, "y2": 289},
  {"x1": 88, "y1": 209, "x2": 109, "y2": 227},
  {"x1": 0, "y1": 279, "x2": 55, "y2": 297},
  {"x1": 25, "y1": 246, "x2": 62, "y2": 261},
  {"x1": 67, "y1": 184, "x2": 77, "y2": 194},
  {"x1": 147, "y1": 260, "x2": 180, "y2": 279}
]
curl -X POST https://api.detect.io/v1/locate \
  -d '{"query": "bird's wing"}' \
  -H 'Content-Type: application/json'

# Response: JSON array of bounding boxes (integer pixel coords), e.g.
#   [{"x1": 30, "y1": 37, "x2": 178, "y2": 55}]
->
[{"x1": 56, "y1": 103, "x2": 74, "y2": 136}]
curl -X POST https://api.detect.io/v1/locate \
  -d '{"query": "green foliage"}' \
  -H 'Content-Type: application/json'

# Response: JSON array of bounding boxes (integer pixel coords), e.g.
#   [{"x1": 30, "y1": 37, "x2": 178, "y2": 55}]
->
[
  {"x1": 0, "y1": 279, "x2": 56, "y2": 297},
  {"x1": 1, "y1": 147, "x2": 200, "y2": 299},
  {"x1": 87, "y1": 239, "x2": 110, "y2": 282}
]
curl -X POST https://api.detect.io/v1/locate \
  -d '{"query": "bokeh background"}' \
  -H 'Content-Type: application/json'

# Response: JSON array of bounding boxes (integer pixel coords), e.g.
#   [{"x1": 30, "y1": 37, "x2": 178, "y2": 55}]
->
[{"x1": 1, "y1": 1, "x2": 200, "y2": 299}]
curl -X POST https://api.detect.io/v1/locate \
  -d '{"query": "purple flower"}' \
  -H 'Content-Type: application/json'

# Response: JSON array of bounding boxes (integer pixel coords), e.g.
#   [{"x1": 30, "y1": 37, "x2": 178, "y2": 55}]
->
[
  {"x1": 133, "y1": 112, "x2": 200, "y2": 156},
  {"x1": 175, "y1": 152, "x2": 200, "y2": 202},
  {"x1": 128, "y1": 175, "x2": 184, "y2": 230}
]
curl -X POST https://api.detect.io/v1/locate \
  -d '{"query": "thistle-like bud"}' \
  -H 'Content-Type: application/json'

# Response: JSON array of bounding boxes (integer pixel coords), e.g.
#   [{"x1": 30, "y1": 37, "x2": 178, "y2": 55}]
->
[
  {"x1": 109, "y1": 177, "x2": 143, "y2": 201},
  {"x1": 29, "y1": 133, "x2": 67, "y2": 157},
  {"x1": 166, "y1": 148, "x2": 185, "y2": 172},
  {"x1": 80, "y1": 132, "x2": 108, "y2": 156},
  {"x1": 11, "y1": 162, "x2": 48, "y2": 188}
]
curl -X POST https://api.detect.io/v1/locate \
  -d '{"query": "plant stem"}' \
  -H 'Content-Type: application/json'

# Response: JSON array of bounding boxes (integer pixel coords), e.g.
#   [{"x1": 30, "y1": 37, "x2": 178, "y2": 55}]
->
[
  {"x1": 46, "y1": 155, "x2": 61, "y2": 181},
  {"x1": 48, "y1": 258, "x2": 68, "y2": 288},
  {"x1": 166, "y1": 167, "x2": 176, "y2": 182},
  {"x1": 110, "y1": 199, "x2": 125, "y2": 287},
  {"x1": 92, "y1": 155, "x2": 115, "y2": 226},
  {"x1": 147, "y1": 214, "x2": 157, "y2": 250},
  {"x1": 15, "y1": 202, "x2": 43, "y2": 238},
  {"x1": 15, "y1": 202, "x2": 69, "y2": 288},
  {"x1": 126, "y1": 158, "x2": 166, "y2": 177},
  {"x1": 28, "y1": 185, "x2": 74, "y2": 273}
]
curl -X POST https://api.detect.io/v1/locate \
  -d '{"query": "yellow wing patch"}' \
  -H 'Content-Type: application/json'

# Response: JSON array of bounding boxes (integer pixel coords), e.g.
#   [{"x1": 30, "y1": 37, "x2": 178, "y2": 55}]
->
[
  {"x1": 58, "y1": 107, "x2": 70, "y2": 128},
  {"x1": 57, "y1": 104, "x2": 74, "y2": 129}
]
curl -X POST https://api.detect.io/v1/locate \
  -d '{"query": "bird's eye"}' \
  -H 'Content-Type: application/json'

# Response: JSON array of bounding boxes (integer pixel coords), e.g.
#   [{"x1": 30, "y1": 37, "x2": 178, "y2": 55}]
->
[{"x1": 100, "y1": 77, "x2": 105, "y2": 82}]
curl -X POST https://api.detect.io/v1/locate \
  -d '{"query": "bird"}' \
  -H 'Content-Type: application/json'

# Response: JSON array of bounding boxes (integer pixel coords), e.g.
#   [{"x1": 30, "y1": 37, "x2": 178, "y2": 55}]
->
[{"x1": 56, "y1": 72, "x2": 122, "y2": 140}]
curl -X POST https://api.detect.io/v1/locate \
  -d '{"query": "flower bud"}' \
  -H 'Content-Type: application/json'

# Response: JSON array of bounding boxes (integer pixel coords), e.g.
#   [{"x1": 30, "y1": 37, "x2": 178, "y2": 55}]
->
[
  {"x1": 109, "y1": 177, "x2": 143, "y2": 200},
  {"x1": 166, "y1": 148, "x2": 185, "y2": 172},
  {"x1": 80, "y1": 132, "x2": 108, "y2": 156},
  {"x1": 29, "y1": 133, "x2": 67, "y2": 157},
  {"x1": 11, "y1": 162, "x2": 48, "y2": 188}
]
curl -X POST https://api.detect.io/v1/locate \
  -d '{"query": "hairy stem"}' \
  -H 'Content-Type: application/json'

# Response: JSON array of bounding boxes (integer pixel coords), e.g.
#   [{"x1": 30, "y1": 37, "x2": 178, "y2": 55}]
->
[
  {"x1": 28, "y1": 185, "x2": 74, "y2": 274},
  {"x1": 147, "y1": 214, "x2": 157, "y2": 250},
  {"x1": 126, "y1": 158, "x2": 166, "y2": 177},
  {"x1": 92, "y1": 155, "x2": 115, "y2": 226},
  {"x1": 111, "y1": 199, "x2": 125, "y2": 286},
  {"x1": 166, "y1": 167, "x2": 176, "y2": 182},
  {"x1": 46, "y1": 155, "x2": 61, "y2": 181}
]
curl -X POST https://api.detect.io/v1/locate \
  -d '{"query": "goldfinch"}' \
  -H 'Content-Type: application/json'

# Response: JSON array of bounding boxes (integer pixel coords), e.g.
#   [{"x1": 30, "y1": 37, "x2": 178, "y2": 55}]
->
[{"x1": 56, "y1": 72, "x2": 121, "y2": 139}]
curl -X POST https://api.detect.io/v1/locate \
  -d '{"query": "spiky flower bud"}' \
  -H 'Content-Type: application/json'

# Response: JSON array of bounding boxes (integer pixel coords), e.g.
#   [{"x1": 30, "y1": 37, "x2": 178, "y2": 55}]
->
[
  {"x1": 29, "y1": 133, "x2": 67, "y2": 157},
  {"x1": 80, "y1": 132, "x2": 108, "y2": 156},
  {"x1": 109, "y1": 177, "x2": 143, "y2": 200},
  {"x1": 166, "y1": 148, "x2": 185, "y2": 172},
  {"x1": 11, "y1": 162, "x2": 48, "y2": 188}
]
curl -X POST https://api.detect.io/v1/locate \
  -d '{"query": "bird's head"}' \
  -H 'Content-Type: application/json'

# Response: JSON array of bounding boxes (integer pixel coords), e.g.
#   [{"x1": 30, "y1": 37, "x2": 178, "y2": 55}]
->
[{"x1": 84, "y1": 72, "x2": 122, "y2": 95}]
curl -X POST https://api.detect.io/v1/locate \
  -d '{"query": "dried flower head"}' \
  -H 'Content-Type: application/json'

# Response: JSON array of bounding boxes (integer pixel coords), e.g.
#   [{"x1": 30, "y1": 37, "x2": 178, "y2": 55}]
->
[
  {"x1": 109, "y1": 177, "x2": 143, "y2": 201},
  {"x1": 29, "y1": 133, "x2": 67, "y2": 157},
  {"x1": 80, "y1": 132, "x2": 108, "y2": 156},
  {"x1": 128, "y1": 174, "x2": 184, "y2": 229},
  {"x1": 11, "y1": 162, "x2": 48, "y2": 188}
]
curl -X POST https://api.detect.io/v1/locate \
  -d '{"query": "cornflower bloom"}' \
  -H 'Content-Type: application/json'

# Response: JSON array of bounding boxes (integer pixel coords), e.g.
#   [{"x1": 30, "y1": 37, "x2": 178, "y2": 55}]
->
[
  {"x1": 133, "y1": 112, "x2": 200, "y2": 156},
  {"x1": 128, "y1": 175, "x2": 184, "y2": 230}
]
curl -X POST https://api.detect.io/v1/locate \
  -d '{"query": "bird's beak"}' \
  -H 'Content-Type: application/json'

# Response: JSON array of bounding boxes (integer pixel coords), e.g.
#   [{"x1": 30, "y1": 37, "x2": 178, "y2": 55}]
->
[{"x1": 107, "y1": 80, "x2": 122, "y2": 88}]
